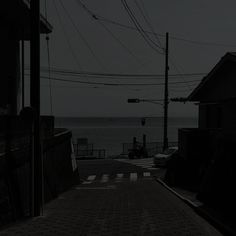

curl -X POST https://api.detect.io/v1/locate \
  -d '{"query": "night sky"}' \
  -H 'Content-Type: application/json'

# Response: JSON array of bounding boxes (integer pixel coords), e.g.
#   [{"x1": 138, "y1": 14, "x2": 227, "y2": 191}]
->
[{"x1": 25, "y1": 0, "x2": 236, "y2": 117}]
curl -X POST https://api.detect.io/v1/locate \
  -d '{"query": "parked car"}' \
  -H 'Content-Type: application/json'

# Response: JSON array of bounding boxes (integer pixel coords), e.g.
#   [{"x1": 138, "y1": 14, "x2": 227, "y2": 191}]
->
[{"x1": 154, "y1": 147, "x2": 178, "y2": 167}]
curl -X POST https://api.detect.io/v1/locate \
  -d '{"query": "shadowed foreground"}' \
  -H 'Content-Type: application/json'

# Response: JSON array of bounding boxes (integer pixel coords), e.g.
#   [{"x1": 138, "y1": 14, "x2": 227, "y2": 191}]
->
[{"x1": 0, "y1": 160, "x2": 221, "y2": 235}]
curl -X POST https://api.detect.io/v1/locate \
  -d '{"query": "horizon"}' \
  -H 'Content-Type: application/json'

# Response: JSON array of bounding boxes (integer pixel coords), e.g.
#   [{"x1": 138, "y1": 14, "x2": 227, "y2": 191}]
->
[{"x1": 54, "y1": 115, "x2": 198, "y2": 119}]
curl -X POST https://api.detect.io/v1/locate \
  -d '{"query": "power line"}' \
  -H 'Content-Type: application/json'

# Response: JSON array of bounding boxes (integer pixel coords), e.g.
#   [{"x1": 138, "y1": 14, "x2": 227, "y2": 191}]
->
[
  {"x1": 25, "y1": 73, "x2": 201, "y2": 86},
  {"x1": 170, "y1": 36, "x2": 236, "y2": 47},
  {"x1": 119, "y1": 1, "x2": 195, "y2": 93},
  {"x1": 122, "y1": 0, "x2": 163, "y2": 50},
  {"x1": 43, "y1": 71, "x2": 204, "y2": 80},
  {"x1": 120, "y1": 0, "x2": 163, "y2": 55},
  {"x1": 99, "y1": 21, "x2": 146, "y2": 66},
  {"x1": 130, "y1": 2, "x2": 194, "y2": 92},
  {"x1": 76, "y1": 0, "x2": 163, "y2": 56},
  {"x1": 52, "y1": 0, "x2": 83, "y2": 70},
  {"x1": 75, "y1": 0, "x2": 145, "y2": 66},
  {"x1": 134, "y1": 0, "x2": 163, "y2": 50},
  {"x1": 58, "y1": 0, "x2": 108, "y2": 71},
  {"x1": 169, "y1": 58, "x2": 194, "y2": 91},
  {"x1": 123, "y1": 2, "x2": 193, "y2": 97},
  {"x1": 92, "y1": 15, "x2": 236, "y2": 48},
  {"x1": 25, "y1": 66, "x2": 206, "y2": 79}
]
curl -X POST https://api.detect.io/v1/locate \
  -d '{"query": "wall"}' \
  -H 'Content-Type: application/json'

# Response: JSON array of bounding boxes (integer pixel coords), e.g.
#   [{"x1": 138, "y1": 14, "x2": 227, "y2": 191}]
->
[
  {"x1": 0, "y1": 117, "x2": 79, "y2": 228},
  {"x1": 198, "y1": 100, "x2": 236, "y2": 136}
]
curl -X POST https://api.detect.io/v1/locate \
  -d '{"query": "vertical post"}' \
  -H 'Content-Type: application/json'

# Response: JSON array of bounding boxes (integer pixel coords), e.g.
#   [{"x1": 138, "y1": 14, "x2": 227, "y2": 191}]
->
[
  {"x1": 143, "y1": 134, "x2": 146, "y2": 148},
  {"x1": 133, "y1": 137, "x2": 137, "y2": 150},
  {"x1": 30, "y1": 0, "x2": 42, "y2": 217},
  {"x1": 163, "y1": 32, "x2": 169, "y2": 151},
  {"x1": 21, "y1": 39, "x2": 24, "y2": 108}
]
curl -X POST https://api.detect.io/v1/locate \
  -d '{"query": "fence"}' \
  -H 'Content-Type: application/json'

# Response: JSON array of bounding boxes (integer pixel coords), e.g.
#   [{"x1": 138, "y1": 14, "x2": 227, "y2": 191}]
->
[
  {"x1": 73, "y1": 142, "x2": 106, "y2": 159},
  {"x1": 122, "y1": 141, "x2": 178, "y2": 157}
]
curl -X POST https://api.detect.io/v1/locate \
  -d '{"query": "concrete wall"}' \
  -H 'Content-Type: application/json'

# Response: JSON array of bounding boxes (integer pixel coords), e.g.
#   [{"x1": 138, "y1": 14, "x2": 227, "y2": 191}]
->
[{"x1": 0, "y1": 117, "x2": 79, "y2": 228}]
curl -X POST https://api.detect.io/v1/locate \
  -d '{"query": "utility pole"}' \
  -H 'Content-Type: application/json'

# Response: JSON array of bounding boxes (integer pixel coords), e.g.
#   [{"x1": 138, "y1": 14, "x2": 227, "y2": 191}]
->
[
  {"x1": 30, "y1": 0, "x2": 42, "y2": 217},
  {"x1": 163, "y1": 32, "x2": 169, "y2": 151}
]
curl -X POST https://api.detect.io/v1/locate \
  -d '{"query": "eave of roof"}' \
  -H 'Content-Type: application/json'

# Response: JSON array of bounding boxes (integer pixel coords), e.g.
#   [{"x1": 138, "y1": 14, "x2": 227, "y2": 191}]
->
[{"x1": 188, "y1": 52, "x2": 236, "y2": 101}]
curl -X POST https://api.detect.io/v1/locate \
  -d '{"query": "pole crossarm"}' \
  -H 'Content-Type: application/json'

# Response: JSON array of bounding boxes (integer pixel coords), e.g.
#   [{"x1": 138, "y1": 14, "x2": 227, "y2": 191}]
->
[
  {"x1": 127, "y1": 98, "x2": 164, "y2": 106},
  {"x1": 170, "y1": 97, "x2": 188, "y2": 102}
]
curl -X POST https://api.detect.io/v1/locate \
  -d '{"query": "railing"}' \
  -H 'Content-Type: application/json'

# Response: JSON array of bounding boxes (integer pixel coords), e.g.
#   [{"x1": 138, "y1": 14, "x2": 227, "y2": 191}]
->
[
  {"x1": 122, "y1": 141, "x2": 178, "y2": 157},
  {"x1": 73, "y1": 143, "x2": 106, "y2": 159}
]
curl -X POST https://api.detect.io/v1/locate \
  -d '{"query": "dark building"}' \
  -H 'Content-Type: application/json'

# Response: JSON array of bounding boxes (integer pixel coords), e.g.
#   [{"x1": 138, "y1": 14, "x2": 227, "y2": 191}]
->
[
  {"x1": 0, "y1": 0, "x2": 52, "y2": 115},
  {"x1": 0, "y1": 1, "x2": 78, "y2": 226},
  {"x1": 171, "y1": 53, "x2": 236, "y2": 216},
  {"x1": 189, "y1": 52, "x2": 236, "y2": 133},
  {"x1": 178, "y1": 52, "x2": 236, "y2": 162}
]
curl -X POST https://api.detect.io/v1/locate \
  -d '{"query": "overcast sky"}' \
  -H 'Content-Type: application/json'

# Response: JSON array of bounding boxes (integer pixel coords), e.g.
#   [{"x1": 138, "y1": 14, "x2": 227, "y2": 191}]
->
[{"x1": 25, "y1": 0, "x2": 236, "y2": 117}]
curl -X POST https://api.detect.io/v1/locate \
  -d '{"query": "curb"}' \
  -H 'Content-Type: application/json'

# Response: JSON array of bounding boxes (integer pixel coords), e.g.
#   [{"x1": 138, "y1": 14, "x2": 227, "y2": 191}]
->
[
  {"x1": 155, "y1": 178, "x2": 201, "y2": 208},
  {"x1": 155, "y1": 177, "x2": 236, "y2": 236}
]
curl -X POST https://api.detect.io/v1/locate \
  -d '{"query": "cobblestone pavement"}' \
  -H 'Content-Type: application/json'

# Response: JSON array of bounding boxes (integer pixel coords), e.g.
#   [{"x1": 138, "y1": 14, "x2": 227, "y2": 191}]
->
[{"x1": 0, "y1": 160, "x2": 222, "y2": 235}]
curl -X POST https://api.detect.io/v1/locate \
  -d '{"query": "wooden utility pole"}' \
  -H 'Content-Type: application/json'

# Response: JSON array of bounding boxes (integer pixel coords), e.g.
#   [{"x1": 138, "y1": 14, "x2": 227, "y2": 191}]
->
[
  {"x1": 163, "y1": 32, "x2": 169, "y2": 151},
  {"x1": 30, "y1": 0, "x2": 42, "y2": 217}
]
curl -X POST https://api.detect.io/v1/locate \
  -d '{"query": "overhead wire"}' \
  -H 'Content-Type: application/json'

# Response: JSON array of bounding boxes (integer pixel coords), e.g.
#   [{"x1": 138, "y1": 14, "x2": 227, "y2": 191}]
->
[
  {"x1": 99, "y1": 22, "x2": 145, "y2": 66},
  {"x1": 169, "y1": 58, "x2": 194, "y2": 91},
  {"x1": 75, "y1": 0, "x2": 145, "y2": 67},
  {"x1": 122, "y1": 0, "x2": 163, "y2": 50},
  {"x1": 134, "y1": 0, "x2": 163, "y2": 49},
  {"x1": 25, "y1": 73, "x2": 200, "y2": 86},
  {"x1": 24, "y1": 66, "x2": 205, "y2": 80},
  {"x1": 58, "y1": 0, "x2": 108, "y2": 71},
  {"x1": 51, "y1": 2, "x2": 204, "y2": 97},
  {"x1": 123, "y1": 0, "x2": 193, "y2": 93},
  {"x1": 70, "y1": 0, "x2": 228, "y2": 94},
  {"x1": 89, "y1": 14, "x2": 236, "y2": 48},
  {"x1": 120, "y1": 0, "x2": 163, "y2": 55},
  {"x1": 52, "y1": 0, "x2": 83, "y2": 70}
]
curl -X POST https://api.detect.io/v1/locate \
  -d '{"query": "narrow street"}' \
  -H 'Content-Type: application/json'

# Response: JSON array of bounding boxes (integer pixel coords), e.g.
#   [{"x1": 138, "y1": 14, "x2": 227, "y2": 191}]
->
[{"x1": 1, "y1": 158, "x2": 222, "y2": 235}]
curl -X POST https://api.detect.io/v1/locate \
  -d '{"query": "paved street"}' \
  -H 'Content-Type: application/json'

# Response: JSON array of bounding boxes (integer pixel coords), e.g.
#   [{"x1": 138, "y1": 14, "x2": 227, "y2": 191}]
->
[{"x1": 0, "y1": 159, "x2": 222, "y2": 235}]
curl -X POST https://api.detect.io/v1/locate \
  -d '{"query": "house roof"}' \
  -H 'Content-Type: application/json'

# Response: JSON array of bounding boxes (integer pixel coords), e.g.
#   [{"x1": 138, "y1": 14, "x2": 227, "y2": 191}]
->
[
  {"x1": 188, "y1": 52, "x2": 236, "y2": 101},
  {"x1": 1, "y1": 0, "x2": 52, "y2": 40}
]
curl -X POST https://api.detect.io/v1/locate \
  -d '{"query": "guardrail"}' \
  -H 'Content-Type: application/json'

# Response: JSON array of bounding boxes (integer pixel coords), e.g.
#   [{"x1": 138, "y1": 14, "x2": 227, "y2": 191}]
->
[
  {"x1": 73, "y1": 143, "x2": 106, "y2": 159},
  {"x1": 122, "y1": 141, "x2": 178, "y2": 157}
]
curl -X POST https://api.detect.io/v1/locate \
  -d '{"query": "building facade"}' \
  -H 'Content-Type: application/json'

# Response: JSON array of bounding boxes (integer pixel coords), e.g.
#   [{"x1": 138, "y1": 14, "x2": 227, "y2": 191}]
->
[{"x1": 0, "y1": 0, "x2": 52, "y2": 115}]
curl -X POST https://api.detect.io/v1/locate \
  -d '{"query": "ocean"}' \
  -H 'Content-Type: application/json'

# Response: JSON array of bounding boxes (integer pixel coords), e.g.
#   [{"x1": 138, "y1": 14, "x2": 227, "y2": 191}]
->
[{"x1": 55, "y1": 117, "x2": 198, "y2": 156}]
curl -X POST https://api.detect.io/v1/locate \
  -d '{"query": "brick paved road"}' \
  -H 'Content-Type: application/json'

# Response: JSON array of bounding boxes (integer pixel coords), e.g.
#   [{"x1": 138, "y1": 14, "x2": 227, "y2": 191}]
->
[{"x1": 0, "y1": 159, "x2": 222, "y2": 235}]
